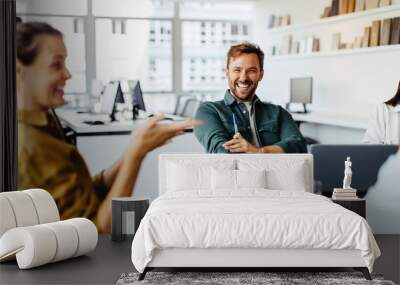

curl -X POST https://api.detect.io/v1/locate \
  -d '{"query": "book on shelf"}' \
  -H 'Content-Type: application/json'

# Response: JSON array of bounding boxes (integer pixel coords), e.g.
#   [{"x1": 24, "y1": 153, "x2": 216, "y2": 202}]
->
[
  {"x1": 299, "y1": 39, "x2": 307, "y2": 54},
  {"x1": 281, "y1": 35, "x2": 292, "y2": 55},
  {"x1": 273, "y1": 16, "x2": 280, "y2": 28},
  {"x1": 355, "y1": 0, "x2": 366, "y2": 11},
  {"x1": 332, "y1": 0, "x2": 340, "y2": 16},
  {"x1": 306, "y1": 36, "x2": 314, "y2": 53},
  {"x1": 380, "y1": 18, "x2": 391, "y2": 46},
  {"x1": 332, "y1": 188, "x2": 358, "y2": 200},
  {"x1": 332, "y1": 195, "x2": 359, "y2": 200},
  {"x1": 354, "y1": 36, "x2": 363, "y2": 48},
  {"x1": 379, "y1": 0, "x2": 391, "y2": 7},
  {"x1": 268, "y1": 46, "x2": 277, "y2": 56},
  {"x1": 339, "y1": 0, "x2": 349, "y2": 14},
  {"x1": 365, "y1": 0, "x2": 379, "y2": 10},
  {"x1": 312, "y1": 38, "x2": 320, "y2": 52},
  {"x1": 332, "y1": 33, "x2": 341, "y2": 50},
  {"x1": 370, "y1": 20, "x2": 381, "y2": 46},
  {"x1": 333, "y1": 188, "x2": 357, "y2": 193},
  {"x1": 281, "y1": 14, "x2": 291, "y2": 26},
  {"x1": 268, "y1": 15, "x2": 275, "y2": 29},
  {"x1": 390, "y1": 17, "x2": 400, "y2": 45},
  {"x1": 278, "y1": 16, "x2": 283, "y2": 27},
  {"x1": 332, "y1": 193, "x2": 358, "y2": 199},
  {"x1": 322, "y1": 6, "x2": 332, "y2": 18},
  {"x1": 291, "y1": 41, "x2": 299, "y2": 54},
  {"x1": 362, "y1": 26, "x2": 371, "y2": 47},
  {"x1": 348, "y1": 0, "x2": 356, "y2": 13}
]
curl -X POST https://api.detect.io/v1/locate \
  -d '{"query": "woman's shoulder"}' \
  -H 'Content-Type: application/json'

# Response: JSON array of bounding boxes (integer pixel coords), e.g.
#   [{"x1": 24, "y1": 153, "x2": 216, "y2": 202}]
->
[
  {"x1": 371, "y1": 102, "x2": 391, "y2": 116},
  {"x1": 18, "y1": 122, "x2": 74, "y2": 158}
]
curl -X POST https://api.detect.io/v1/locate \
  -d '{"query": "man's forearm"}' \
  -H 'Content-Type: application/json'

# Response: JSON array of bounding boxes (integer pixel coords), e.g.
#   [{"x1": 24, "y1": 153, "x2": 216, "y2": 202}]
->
[{"x1": 258, "y1": 145, "x2": 285, "y2": 153}]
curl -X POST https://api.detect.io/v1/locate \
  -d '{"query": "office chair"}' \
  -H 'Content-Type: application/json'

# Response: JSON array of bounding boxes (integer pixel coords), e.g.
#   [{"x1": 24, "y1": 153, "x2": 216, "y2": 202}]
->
[{"x1": 179, "y1": 98, "x2": 200, "y2": 118}]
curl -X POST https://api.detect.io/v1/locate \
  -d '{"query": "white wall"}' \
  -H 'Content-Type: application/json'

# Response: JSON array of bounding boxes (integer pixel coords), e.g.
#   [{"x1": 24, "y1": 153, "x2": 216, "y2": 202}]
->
[
  {"x1": 16, "y1": 0, "x2": 87, "y2": 15},
  {"x1": 253, "y1": 0, "x2": 400, "y2": 142}
]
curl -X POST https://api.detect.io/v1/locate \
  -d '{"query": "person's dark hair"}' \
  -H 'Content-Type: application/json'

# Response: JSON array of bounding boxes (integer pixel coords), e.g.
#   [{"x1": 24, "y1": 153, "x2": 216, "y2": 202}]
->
[
  {"x1": 16, "y1": 17, "x2": 22, "y2": 23},
  {"x1": 16, "y1": 22, "x2": 63, "y2": 66},
  {"x1": 385, "y1": 81, "x2": 400, "y2": 107},
  {"x1": 226, "y1": 42, "x2": 264, "y2": 71}
]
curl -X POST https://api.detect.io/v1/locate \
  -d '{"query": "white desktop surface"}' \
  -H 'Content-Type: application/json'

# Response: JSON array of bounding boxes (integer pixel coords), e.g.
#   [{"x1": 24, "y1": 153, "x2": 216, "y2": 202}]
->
[
  {"x1": 291, "y1": 112, "x2": 368, "y2": 130},
  {"x1": 56, "y1": 109, "x2": 185, "y2": 135}
]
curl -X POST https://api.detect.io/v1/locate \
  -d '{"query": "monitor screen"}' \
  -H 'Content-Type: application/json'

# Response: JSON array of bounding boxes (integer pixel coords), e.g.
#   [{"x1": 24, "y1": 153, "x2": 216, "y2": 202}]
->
[
  {"x1": 128, "y1": 80, "x2": 146, "y2": 112},
  {"x1": 290, "y1": 77, "x2": 313, "y2": 104},
  {"x1": 100, "y1": 82, "x2": 119, "y2": 115}
]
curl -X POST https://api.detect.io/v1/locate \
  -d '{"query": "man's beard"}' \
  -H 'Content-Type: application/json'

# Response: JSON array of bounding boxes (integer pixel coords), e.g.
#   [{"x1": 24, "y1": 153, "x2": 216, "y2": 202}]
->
[{"x1": 230, "y1": 79, "x2": 258, "y2": 102}]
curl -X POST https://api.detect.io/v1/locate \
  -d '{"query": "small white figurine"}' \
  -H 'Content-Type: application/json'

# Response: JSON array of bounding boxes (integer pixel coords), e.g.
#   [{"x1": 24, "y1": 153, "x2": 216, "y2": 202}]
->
[{"x1": 342, "y1": 156, "x2": 353, "y2": 189}]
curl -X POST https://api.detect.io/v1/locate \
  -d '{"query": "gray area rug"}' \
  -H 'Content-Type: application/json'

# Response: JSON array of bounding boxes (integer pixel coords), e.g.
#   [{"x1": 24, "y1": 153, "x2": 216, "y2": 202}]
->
[{"x1": 117, "y1": 271, "x2": 396, "y2": 285}]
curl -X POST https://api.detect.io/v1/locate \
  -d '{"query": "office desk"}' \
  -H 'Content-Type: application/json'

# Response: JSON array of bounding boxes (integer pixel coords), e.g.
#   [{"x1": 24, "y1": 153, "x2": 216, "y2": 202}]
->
[
  {"x1": 56, "y1": 109, "x2": 204, "y2": 201},
  {"x1": 56, "y1": 109, "x2": 185, "y2": 135},
  {"x1": 291, "y1": 112, "x2": 368, "y2": 144},
  {"x1": 291, "y1": 112, "x2": 368, "y2": 130},
  {"x1": 0, "y1": 235, "x2": 133, "y2": 285}
]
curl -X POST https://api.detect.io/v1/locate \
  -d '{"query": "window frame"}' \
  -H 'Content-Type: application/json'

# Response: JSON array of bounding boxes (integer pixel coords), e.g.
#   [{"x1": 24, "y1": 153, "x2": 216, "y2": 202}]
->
[{"x1": 17, "y1": 0, "x2": 253, "y2": 97}]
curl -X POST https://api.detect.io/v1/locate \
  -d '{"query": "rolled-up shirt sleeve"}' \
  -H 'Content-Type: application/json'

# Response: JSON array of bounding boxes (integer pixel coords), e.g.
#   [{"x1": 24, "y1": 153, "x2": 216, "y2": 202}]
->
[
  {"x1": 194, "y1": 102, "x2": 231, "y2": 153},
  {"x1": 274, "y1": 107, "x2": 307, "y2": 153}
]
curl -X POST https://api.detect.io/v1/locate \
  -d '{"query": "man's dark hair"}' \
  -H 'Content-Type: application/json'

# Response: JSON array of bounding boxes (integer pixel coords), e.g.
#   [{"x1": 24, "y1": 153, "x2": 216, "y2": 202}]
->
[
  {"x1": 16, "y1": 22, "x2": 63, "y2": 66},
  {"x1": 226, "y1": 42, "x2": 264, "y2": 71},
  {"x1": 385, "y1": 80, "x2": 400, "y2": 107}
]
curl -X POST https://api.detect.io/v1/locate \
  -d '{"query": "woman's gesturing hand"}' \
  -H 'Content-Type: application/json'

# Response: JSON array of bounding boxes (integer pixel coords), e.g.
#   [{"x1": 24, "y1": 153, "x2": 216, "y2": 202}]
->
[{"x1": 129, "y1": 114, "x2": 202, "y2": 157}]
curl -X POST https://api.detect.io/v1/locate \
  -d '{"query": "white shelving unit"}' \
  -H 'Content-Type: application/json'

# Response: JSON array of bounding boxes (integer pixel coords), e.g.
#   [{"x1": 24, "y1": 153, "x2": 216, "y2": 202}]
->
[
  {"x1": 254, "y1": 0, "x2": 400, "y2": 144},
  {"x1": 266, "y1": 3, "x2": 400, "y2": 58},
  {"x1": 268, "y1": 44, "x2": 400, "y2": 60},
  {"x1": 267, "y1": 4, "x2": 400, "y2": 34}
]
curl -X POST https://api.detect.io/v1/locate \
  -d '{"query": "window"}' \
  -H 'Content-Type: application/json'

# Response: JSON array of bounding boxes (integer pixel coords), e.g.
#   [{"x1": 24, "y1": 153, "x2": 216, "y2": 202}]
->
[
  {"x1": 95, "y1": 19, "x2": 173, "y2": 92},
  {"x1": 180, "y1": 1, "x2": 253, "y2": 92},
  {"x1": 17, "y1": 0, "x2": 255, "y2": 109},
  {"x1": 92, "y1": 0, "x2": 174, "y2": 19},
  {"x1": 182, "y1": 20, "x2": 252, "y2": 91}
]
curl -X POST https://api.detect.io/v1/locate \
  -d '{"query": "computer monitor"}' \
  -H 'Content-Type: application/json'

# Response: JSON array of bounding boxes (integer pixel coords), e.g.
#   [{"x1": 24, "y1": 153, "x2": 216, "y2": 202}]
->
[
  {"x1": 128, "y1": 80, "x2": 146, "y2": 112},
  {"x1": 289, "y1": 77, "x2": 313, "y2": 113},
  {"x1": 100, "y1": 81, "x2": 124, "y2": 120}
]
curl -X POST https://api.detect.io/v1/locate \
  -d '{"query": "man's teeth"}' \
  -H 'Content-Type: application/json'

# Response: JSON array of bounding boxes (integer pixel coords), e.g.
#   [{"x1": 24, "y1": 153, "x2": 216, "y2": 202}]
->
[
  {"x1": 237, "y1": 83, "x2": 250, "y2": 89},
  {"x1": 55, "y1": 86, "x2": 64, "y2": 92}
]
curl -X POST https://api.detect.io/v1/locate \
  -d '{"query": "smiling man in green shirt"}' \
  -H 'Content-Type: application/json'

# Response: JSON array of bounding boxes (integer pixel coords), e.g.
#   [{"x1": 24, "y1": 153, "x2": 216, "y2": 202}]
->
[{"x1": 194, "y1": 42, "x2": 307, "y2": 154}]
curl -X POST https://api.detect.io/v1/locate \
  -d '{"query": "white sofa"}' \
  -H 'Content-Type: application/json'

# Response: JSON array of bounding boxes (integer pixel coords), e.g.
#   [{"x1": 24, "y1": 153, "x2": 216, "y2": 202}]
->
[{"x1": 0, "y1": 189, "x2": 98, "y2": 269}]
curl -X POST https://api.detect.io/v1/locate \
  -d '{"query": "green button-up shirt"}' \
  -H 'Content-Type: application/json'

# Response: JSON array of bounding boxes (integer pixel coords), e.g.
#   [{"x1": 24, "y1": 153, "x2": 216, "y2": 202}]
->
[{"x1": 194, "y1": 90, "x2": 307, "y2": 154}]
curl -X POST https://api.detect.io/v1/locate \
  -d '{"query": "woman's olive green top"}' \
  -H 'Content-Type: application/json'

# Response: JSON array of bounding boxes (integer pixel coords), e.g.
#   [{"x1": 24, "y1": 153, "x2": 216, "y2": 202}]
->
[{"x1": 18, "y1": 110, "x2": 108, "y2": 225}]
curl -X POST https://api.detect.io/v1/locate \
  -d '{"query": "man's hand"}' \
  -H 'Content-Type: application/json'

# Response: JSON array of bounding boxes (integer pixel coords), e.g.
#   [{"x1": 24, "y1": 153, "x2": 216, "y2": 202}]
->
[
  {"x1": 129, "y1": 114, "x2": 202, "y2": 158},
  {"x1": 223, "y1": 133, "x2": 259, "y2": 153}
]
